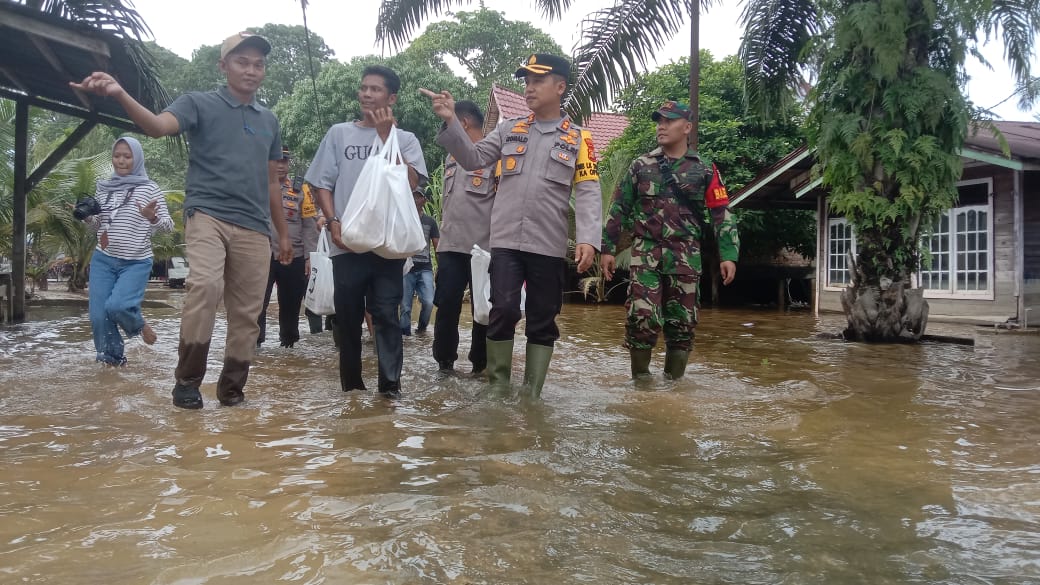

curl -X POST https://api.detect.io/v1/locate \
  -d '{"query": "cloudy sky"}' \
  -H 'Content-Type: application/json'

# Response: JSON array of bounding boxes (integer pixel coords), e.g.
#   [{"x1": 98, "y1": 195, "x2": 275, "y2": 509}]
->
[{"x1": 131, "y1": 0, "x2": 1035, "y2": 120}]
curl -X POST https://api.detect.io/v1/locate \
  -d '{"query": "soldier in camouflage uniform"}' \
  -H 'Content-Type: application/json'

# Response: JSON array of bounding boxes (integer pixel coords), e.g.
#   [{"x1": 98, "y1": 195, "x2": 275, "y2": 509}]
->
[{"x1": 601, "y1": 101, "x2": 739, "y2": 379}]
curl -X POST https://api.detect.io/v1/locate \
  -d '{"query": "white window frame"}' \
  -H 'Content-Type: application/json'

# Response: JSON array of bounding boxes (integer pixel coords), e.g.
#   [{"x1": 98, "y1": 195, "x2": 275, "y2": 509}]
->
[
  {"x1": 918, "y1": 178, "x2": 995, "y2": 300},
  {"x1": 824, "y1": 217, "x2": 857, "y2": 290},
  {"x1": 822, "y1": 177, "x2": 994, "y2": 298}
]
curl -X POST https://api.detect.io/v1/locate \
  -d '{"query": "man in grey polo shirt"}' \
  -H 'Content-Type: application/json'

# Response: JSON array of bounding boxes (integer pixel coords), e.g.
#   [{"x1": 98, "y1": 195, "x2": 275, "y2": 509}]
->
[{"x1": 72, "y1": 32, "x2": 292, "y2": 410}]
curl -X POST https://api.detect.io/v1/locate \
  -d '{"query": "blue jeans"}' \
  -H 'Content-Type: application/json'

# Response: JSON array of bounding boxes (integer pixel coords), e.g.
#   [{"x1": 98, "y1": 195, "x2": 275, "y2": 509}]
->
[
  {"x1": 400, "y1": 267, "x2": 434, "y2": 333},
  {"x1": 88, "y1": 251, "x2": 153, "y2": 365}
]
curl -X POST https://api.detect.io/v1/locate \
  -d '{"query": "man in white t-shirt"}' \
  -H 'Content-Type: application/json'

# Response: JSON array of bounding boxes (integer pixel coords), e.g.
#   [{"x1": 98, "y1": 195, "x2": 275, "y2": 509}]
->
[{"x1": 305, "y1": 65, "x2": 428, "y2": 399}]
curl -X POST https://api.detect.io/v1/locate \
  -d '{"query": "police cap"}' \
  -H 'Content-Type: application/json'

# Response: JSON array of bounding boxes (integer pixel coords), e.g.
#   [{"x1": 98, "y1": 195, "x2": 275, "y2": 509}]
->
[{"x1": 515, "y1": 54, "x2": 570, "y2": 80}]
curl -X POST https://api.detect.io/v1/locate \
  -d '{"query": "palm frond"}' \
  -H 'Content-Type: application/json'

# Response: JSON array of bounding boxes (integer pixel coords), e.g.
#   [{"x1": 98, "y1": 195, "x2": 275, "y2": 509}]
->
[
  {"x1": 21, "y1": 1, "x2": 171, "y2": 111},
  {"x1": 534, "y1": 0, "x2": 576, "y2": 21},
  {"x1": 568, "y1": 0, "x2": 691, "y2": 120},
  {"x1": 376, "y1": 0, "x2": 467, "y2": 53},
  {"x1": 34, "y1": 0, "x2": 153, "y2": 39},
  {"x1": 739, "y1": 0, "x2": 822, "y2": 118},
  {"x1": 375, "y1": 0, "x2": 575, "y2": 52},
  {"x1": 987, "y1": 0, "x2": 1040, "y2": 108}
]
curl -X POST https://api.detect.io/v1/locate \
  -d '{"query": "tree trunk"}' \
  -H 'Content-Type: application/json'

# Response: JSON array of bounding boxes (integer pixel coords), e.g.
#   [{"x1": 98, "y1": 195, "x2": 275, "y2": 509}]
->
[
  {"x1": 688, "y1": 0, "x2": 699, "y2": 151},
  {"x1": 840, "y1": 282, "x2": 929, "y2": 342}
]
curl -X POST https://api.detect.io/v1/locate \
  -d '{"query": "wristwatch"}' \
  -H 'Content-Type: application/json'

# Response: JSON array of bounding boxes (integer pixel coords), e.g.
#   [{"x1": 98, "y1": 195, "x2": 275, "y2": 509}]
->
[{"x1": 329, "y1": 216, "x2": 340, "y2": 223}]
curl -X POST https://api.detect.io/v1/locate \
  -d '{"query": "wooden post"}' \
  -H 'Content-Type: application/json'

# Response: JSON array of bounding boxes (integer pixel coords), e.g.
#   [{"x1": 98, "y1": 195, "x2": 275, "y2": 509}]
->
[
  {"x1": 12, "y1": 99, "x2": 28, "y2": 322},
  {"x1": 688, "y1": 1, "x2": 700, "y2": 152}
]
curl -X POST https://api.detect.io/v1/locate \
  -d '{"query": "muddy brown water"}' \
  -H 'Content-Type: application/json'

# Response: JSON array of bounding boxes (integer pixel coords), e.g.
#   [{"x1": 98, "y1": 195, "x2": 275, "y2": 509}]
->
[{"x1": 1, "y1": 293, "x2": 1038, "y2": 584}]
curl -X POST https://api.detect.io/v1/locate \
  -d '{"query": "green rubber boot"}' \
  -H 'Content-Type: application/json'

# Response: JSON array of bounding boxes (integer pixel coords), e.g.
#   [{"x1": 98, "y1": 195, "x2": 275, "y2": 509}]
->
[
  {"x1": 663, "y1": 349, "x2": 689, "y2": 380},
  {"x1": 630, "y1": 348, "x2": 653, "y2": 378},
  {"x1": 485, "y1": 339, "x2": 514, "y2": 392},
  {"x1": 522, "y1": 343, "x2": 554, "y2": 399}
]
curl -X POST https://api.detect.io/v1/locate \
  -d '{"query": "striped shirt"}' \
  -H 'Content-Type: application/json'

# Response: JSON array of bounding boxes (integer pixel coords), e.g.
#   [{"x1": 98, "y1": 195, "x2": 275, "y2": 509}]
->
[{"x1": 86, "y1": 181, "x2": 174, "y2": 260}]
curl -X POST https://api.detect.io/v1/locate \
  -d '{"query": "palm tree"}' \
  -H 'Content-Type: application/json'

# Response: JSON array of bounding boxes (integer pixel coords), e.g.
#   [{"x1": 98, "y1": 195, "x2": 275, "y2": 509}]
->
[
  {"x1": 740, "y1": 0, "x2": 1039, "y2": 341},
  {"x1": 374, "y1": 0, "x2": 714, "y2": 144},
  {"x1": 25, "y1": 154, "x2": 108, "y2": 291}
]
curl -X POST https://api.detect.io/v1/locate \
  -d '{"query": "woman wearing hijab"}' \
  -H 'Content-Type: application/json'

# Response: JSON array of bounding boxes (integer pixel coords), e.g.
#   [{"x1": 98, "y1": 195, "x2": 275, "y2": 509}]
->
[{"x1": 83, "y1": 136, "x2": 173, "y2": 366}]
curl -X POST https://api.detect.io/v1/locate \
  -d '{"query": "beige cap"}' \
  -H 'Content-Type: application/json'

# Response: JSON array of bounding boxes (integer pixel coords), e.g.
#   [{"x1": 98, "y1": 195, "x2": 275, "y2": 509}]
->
[{"x1": 219, "y1": 32, "x2": 271, "y2": 60}]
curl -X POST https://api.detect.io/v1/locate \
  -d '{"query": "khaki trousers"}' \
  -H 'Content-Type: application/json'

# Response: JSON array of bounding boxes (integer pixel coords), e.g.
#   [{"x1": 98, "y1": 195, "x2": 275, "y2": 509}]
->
[{"x1": 175, "y1": 212, "x2": 271, "y2": 394}]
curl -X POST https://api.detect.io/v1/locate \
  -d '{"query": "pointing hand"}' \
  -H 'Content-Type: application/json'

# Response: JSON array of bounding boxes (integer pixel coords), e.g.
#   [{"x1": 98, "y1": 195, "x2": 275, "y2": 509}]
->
[{"x1": 419, "y1": 88, "x2": 456, "y2": 122}]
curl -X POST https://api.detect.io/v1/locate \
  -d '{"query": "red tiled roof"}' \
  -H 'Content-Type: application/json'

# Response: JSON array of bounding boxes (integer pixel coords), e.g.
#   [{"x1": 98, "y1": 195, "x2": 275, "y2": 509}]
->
[
  {"x1": 584, "y1": 112, "x2": 629, "y2": 149},
  {"x1": 484, "y1": 83, "x2": 630, "y2": 149},
  {"x1": 488, "y1": 83, "x2": 530, "y2": 122}
]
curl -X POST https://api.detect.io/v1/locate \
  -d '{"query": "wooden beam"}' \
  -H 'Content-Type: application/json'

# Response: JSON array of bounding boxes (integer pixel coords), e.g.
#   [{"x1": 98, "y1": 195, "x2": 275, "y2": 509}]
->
[
  {"x1": 730, "y1": 148, "x2": 813, "y2": 208},
  {"x1": 0, "y1": 7, "x2": 111, "y2": 58},
  {"x1": 27, "y1": 119, "x2": 97, "y2": 192},
  {"x1": 795, "y1": 177, "x2": 823, "y2": 199},
  {"x1": 961, "y1": 147, "x2": 1024, "y2": 171},
  {"x1": 0, "y1": 87, "x2": 138, "y2": 133},
  {"x1": 12, "y1": 99, "x2": 28, "y2": 323},
  {"x1": 0, "y1": 66, "x2": 30, "y2": 93},
  {"x1": 27, "y1": 34, "x2": 93, "y2": 110}
]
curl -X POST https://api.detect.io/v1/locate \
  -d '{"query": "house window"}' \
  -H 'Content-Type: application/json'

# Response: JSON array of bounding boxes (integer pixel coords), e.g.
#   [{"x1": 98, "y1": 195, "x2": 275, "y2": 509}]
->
[
  {"x1": 919, "y1": 179, "x2": 992, "y2": 295},
  {"x1": 921, "y1": 205, "x2": 990, "y2": 293},
  {"x1": 827, "y1": 218, "x2": 856, "y2": 286},
  {"x1": 825, "y1": 179, "x2": 992, "y2": 295}
]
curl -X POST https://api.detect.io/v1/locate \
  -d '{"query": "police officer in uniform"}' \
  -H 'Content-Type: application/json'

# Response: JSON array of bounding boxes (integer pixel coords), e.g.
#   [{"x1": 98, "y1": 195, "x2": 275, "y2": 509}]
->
[
  {"x1": 431, "y1": 101, "x2": 496, "y2": 374},
  {"x1": 258, "y1": 146, "x2": 319, "y2": 348},
  {"x1": 600, "y1": 101, "x2": 739, "y2": 379},
  {"x1": 421, "y1": 54, "x2": 602, "y2": 397}
]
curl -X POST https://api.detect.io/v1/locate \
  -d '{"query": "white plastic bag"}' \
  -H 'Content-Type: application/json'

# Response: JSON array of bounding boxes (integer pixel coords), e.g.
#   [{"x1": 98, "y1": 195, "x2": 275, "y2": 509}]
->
[
  {"x1": 470, "y1": 245, "x2": 492, "y2": 325},
  {"x1": 304, "y1": 227, "x2": 336, "y2": 316},
  {"x1": 470, "y1": 245, "x2": 526, "y2": 325},
  {"x1": 373, "y1": 131, "x2": 426, "y2": 259},
  {"x1": 339, "y1": 133, "x2": 390, "y2": 253},
  {"x1": 339, "y1": 128, "x2": 425, "y2": 258}
]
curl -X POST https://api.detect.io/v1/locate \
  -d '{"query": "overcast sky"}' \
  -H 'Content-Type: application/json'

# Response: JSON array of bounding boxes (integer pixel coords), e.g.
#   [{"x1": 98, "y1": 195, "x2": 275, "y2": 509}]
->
[{"x1": 131, "y1": 0, "x2": 1036, "y2": 121}]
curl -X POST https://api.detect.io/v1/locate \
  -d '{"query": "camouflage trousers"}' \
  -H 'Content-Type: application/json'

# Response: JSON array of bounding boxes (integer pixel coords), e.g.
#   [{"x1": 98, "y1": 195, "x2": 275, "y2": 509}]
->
[{"x1": 624, "y1": 266, "x2": 699, "y2": 351}]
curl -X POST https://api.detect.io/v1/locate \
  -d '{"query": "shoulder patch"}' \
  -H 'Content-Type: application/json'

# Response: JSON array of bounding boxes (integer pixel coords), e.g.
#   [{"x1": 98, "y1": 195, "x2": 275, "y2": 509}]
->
[{"x1": 575, "y1": 129, "x2": 599, "y2": 183}]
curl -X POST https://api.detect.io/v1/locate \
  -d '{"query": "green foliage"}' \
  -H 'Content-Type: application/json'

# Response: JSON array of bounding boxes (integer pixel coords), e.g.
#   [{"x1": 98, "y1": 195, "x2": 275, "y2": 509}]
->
[
  {"x1": 375, "y1": 0, "x2": 717, "y2": 120},
  {"x1": 602, "y1": 54, "x2": 813, "y2": 263},
  {"x1": 408, "y1": 7, "x2": 562, "y2": 101},
  {"x1": 742, "y1": 0, "x2": 1040, "y2": 294},
  {"x1": 275, "y1": 54, "x2": 475, "y2": 172},
  {"x1": 808, "y1": 0, "x2": 971, "y2": 286},
  {"x1": 155, "y1": 24, "x2": 334, "y2": 110}
]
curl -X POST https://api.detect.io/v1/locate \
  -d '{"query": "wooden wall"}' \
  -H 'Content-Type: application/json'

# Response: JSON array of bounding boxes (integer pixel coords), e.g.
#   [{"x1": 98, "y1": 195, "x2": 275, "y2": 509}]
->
[{"x1": 1023, "y1": 170, "x2": 1040, "y2": 315}]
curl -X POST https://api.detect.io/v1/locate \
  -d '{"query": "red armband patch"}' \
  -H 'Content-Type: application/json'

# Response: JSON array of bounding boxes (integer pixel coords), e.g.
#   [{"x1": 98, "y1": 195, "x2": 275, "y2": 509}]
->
[{"x1": 706, "y1": 163, "x2": 729, "y2": 209}]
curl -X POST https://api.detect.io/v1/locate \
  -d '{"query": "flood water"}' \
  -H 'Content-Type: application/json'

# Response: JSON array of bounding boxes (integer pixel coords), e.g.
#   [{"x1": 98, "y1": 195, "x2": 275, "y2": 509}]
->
[{"x1": 1, "y1": 293, "x2": 1039, "y2": 584}]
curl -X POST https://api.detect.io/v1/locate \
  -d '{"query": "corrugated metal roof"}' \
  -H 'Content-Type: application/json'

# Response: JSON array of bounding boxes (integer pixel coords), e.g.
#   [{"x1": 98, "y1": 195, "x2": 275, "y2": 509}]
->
[{"x1": 965, "y1": 121, "x2": 1040, "y2": 162}]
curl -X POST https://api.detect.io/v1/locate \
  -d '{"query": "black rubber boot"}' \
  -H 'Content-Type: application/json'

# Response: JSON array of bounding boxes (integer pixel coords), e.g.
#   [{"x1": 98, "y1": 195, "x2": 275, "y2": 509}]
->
[{"x1": 172, "y1": 383, "x2": 203, "y2": 410}]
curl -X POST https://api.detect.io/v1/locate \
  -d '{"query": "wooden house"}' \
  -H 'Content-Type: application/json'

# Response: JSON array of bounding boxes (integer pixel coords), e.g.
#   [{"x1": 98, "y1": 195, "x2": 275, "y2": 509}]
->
[{"x1": 730, "y1": 121, "x2": 1040, "y2": 325}]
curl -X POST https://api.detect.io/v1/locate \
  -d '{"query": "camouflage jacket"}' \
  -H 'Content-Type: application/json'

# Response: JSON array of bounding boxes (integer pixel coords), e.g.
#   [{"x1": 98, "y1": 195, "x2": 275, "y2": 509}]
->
[{"x1": 602, "y1": 147, "x2": 739, "y2": 275}]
